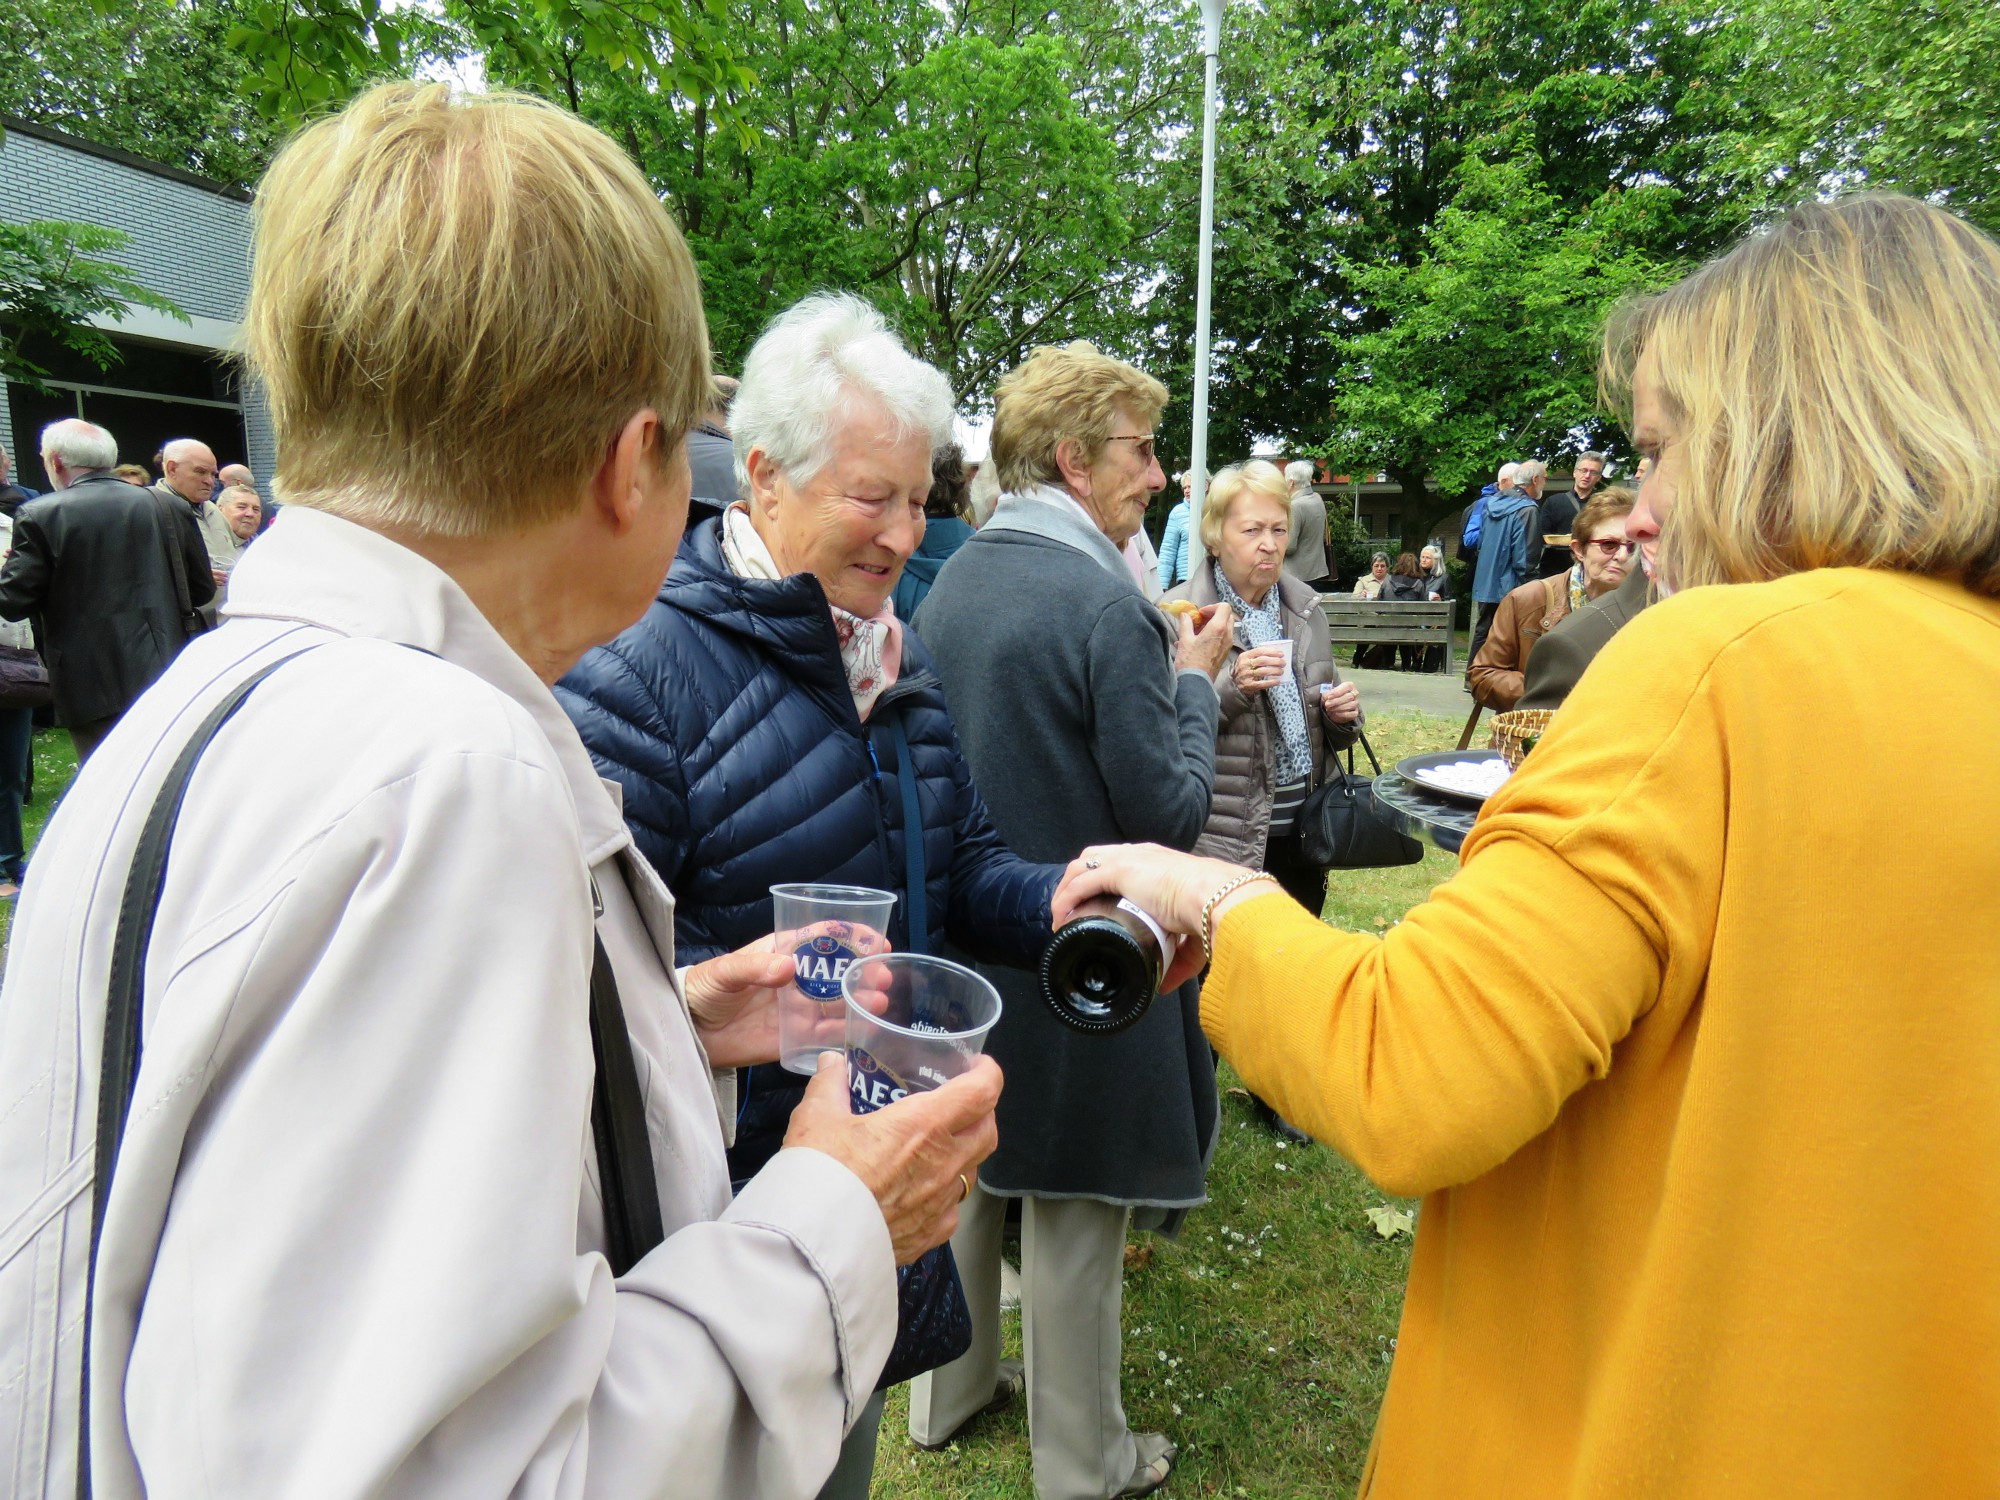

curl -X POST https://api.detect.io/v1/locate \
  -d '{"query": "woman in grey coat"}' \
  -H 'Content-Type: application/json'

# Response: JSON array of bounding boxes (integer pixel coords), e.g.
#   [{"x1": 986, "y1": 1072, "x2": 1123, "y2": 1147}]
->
[{"x1": 911, "y1": 342, "x2": 1232, "y2": 1500}]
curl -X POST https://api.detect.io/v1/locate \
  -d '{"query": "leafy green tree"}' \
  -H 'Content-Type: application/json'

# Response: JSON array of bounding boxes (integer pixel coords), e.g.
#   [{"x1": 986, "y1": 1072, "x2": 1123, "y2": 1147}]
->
[
  {"x1": 1143, "y1": 0, "x2": 1750, "y2": 539},
  {"x1": 0, "y1": 220, "x2": 186, "y2": 387},
  {"x1": 513, "y1": 0, "x2": 1194, "y2": 394},
  {"x1": 1327, "y1": 154, "x2": 1683, "y2": 505},
  {"x1": 0, "y1": 0, "x2": 278, "y2": 188},
  {"x1": 1736, "y1": 0, "x2": 2000, "y2": 236}
]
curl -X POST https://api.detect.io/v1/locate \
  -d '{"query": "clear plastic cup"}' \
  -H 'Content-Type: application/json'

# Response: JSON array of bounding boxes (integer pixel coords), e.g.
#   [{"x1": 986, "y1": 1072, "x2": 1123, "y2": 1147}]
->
[
  {"x1": 772, "y1": 883, "x2": 898, "y2": 1075},
  {"x1": 841, "y1": 953, "x2": 1003, "y2": 1114}
]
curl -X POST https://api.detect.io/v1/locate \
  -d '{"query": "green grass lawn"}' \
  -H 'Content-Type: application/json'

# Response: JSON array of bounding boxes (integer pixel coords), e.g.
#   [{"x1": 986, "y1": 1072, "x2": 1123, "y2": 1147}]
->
[
  {"x1": 874, "y1": 709, "x2": 1466, "y2": 1499},
  {"x1": 1, "y1": 728, "x2": 79, "y2": 946}
]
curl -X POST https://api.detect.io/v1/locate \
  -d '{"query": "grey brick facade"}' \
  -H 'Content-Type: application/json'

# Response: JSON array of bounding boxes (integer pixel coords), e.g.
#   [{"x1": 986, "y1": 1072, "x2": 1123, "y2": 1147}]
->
[{"x1": 0, "y1": 120, "x2": 275, "y2": 492}]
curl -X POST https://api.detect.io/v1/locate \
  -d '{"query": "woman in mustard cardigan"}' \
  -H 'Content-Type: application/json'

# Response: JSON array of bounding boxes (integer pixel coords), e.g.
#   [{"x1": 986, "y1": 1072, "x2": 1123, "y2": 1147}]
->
[{"x1": 1051, "y1": 193, "x2": 2000, "y2": 1499}]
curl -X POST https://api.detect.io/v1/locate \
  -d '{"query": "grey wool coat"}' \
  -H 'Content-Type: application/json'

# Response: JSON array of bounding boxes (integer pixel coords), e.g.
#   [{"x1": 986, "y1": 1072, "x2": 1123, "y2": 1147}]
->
[
  {"x1": 1161, "y1": 564, "x2": 1359, "y2": 867},
  {"x1": 914, "y1": 486, "x2": 1222, "y2": 1217}
]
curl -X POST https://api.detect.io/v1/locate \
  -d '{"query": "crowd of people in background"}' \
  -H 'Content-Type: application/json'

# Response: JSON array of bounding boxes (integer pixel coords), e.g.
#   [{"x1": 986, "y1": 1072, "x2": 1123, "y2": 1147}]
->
[
  {"x1": 0, "y1": 77, "x2": 1996, "y2": 1500},
  {"x1": 0, "y1": 428, "x2": 271, "y2": 903}
]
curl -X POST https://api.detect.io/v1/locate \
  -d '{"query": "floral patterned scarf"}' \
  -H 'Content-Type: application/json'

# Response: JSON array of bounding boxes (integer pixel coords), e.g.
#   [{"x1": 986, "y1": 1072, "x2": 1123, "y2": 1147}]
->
[
  {"x1": 722, "y1": 504, "x2": 902, "y2": 720},
  {"x1": 1211, "y1": 562, "x2": 1313, "y2": 785}
]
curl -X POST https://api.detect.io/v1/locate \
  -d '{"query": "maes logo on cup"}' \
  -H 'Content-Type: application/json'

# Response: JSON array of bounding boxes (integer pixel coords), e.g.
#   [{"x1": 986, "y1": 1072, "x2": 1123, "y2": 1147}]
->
[
  {"x1": 794, "y1": 931, "x2": 858, "y2": 1000},
  {"x1": 848, "y1": 1047, "x2": 910, "y2": 1113}
]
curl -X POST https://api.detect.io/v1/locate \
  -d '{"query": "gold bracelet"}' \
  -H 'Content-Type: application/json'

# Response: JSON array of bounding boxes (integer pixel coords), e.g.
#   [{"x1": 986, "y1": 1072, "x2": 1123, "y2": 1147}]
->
[{"x1": 1201, "y1": 872, "x2": 1280, "y2": 967}]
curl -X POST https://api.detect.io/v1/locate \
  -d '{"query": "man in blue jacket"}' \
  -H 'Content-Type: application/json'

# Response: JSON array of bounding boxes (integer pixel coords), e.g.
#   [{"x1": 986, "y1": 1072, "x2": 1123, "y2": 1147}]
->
[{"x1": 1468, "y1": 458, "x2": 1543, "y2": 664}]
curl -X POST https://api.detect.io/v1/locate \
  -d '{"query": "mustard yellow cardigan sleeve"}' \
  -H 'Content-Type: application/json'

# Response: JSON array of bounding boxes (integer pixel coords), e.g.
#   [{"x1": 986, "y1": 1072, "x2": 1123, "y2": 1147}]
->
[{"x1": 1201, "y1": 629, "x2": 1729, "y2": 1197}]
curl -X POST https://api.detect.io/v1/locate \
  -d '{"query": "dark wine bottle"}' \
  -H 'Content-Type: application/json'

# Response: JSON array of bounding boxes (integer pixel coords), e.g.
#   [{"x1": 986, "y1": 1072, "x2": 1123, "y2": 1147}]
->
[{"x1": 1040, "y1": 896, "x2": 1170, "y2": 1033}]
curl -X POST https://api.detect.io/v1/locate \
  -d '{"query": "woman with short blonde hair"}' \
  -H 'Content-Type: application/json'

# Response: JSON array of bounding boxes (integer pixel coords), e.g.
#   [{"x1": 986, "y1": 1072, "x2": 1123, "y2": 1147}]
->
[
  {"x1": 1052, "y1": 192, "x2": 2000, "y2": 1496},
  {"x1": 0, "y1": 83, "x2": 999, "y2": 1500},
  {"x1": 989, "y1": 341, "x2": 1168, "y2": 497},
  {"x1": 1166, "y1": 455, "x2": 1360, "y2": 911}
]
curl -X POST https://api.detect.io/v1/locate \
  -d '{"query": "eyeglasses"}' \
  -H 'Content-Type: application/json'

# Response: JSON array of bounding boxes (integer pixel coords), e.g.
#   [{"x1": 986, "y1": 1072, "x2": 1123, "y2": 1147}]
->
[
  {"x1": 1583, "y1": 538, "x2": 1638, "y2": 558},
  {"x1": 1104, "y1": 433, "x2": 1158, "y2": 465}
]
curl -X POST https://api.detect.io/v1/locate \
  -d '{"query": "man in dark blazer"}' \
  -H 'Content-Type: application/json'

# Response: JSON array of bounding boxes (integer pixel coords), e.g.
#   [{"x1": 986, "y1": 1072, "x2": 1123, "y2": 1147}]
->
[
  {"x1": 1516, "y1": 553, "x2": 1652, "y2": 710},
  {"x1": 0, "y1": 419, "x2": 215, "y2": 760}
]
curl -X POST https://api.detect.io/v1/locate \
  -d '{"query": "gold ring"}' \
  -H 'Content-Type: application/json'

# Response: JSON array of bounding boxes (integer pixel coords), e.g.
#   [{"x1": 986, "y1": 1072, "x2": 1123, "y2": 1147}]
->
[{"x1": 957, "y1": 1172, "x2": 971, "y2": 1203}]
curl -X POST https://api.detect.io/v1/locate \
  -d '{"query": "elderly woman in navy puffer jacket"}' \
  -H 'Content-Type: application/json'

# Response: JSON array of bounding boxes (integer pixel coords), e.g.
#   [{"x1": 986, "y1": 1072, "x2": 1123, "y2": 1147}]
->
[{"x1": 556, "y1": 293, "x2": 1057, "y2": 1500}]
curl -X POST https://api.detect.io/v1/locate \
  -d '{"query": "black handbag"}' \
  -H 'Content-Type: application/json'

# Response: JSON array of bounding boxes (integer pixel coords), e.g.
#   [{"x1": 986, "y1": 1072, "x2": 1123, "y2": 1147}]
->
[
  {"x1": 0, "y1": 643, "x2": 51, "y2": 709},
  {"x1": 1297, "y1": 727, "x2": 1425, "y2": 870},
  {"x1": 873, "y1": 716, "x2": 974, "y2": 1390},
  {"x1": 81, "y1": 650, "x2": 664, "y2": 1494}
]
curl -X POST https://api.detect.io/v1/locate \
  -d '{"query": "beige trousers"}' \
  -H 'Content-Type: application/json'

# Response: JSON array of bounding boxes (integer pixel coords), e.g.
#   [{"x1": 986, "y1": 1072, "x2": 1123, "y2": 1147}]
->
[{"x1": 908, "y1": 1188, "x2": 1137, "y2": 1500}]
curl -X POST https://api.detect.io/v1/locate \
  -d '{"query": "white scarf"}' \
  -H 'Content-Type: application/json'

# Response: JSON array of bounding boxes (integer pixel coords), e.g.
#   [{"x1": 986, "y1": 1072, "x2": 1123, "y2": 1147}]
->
[{"x1": 721, "y1": 504, "x2": 902, "y2": 720}]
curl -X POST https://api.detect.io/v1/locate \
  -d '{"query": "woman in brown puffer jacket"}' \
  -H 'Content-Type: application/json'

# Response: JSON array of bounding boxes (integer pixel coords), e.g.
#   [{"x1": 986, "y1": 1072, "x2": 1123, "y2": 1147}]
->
[{"x1": 1161, "y1": 460, "x2": 1364, "y2": 916}]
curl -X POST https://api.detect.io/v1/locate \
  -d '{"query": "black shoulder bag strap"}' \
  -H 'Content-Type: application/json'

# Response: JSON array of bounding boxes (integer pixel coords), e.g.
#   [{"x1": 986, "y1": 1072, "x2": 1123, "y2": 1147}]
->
[
  {"x1": 1345, "y1": 725, "x2": 1385, "y2": 779},
  {"x1": 80, "y1": 652, "x2": 662, "y2": 1495},
  {"x1": 588, "y1": 920, "x2": 664, "y2": 1276}
]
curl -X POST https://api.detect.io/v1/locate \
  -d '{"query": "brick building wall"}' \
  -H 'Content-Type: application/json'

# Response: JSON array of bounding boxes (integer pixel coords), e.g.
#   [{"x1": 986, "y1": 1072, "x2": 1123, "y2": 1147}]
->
[{"x1": 0, "y1": 121, "x2": 275, "y2": 490}]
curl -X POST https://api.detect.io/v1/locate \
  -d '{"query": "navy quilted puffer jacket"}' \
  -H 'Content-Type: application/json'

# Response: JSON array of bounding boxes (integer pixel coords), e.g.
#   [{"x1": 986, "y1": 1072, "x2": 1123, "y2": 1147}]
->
[{"x1": 556, "y1": 517, "x2": 1059, "y2": 1180}]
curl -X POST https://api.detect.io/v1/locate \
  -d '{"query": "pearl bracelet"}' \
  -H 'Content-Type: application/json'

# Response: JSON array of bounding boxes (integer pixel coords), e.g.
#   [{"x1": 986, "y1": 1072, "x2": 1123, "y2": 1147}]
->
[{"x1": 1201, "y1": 872, "x2": 1281, "y2": 966}]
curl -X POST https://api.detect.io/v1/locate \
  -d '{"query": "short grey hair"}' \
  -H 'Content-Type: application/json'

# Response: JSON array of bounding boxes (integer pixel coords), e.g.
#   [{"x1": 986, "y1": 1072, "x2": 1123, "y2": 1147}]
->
[
  {"x1": 162, "y1": 437, "x2": 215, "y2": 466},
  {"x1": 1577, "y1": 450, "x2": 1607, "y2": 467},
  {"x1": 1515, "y1": 459, "x2": 1548, "y2": 487},
  {"x1": 1283, "y1": 459, "x2": 1315, "y2": 489},
  {"x1": 219, "y1": 483, "x2": 262, "y2": 511},
  {"x1": 1498, "y1": 461, "x2": 1520, "y2": 486},
  {"x1": 41, "y1": 418, "x2": 117, "y2": 473},
  {"x1": 732, "y1": 292, "x2": 955, "y2": 493}
]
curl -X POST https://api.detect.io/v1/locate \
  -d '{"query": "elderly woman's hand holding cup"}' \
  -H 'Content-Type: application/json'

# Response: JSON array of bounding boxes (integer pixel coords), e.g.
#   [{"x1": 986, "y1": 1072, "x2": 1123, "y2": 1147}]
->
[{"x1": 784, "y1": 1052, "x2": 1003, "y2": 1265}]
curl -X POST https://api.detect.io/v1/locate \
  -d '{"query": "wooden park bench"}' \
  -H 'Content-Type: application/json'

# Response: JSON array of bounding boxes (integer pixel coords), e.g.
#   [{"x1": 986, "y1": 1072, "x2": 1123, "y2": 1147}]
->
[{"x1": 1315, "y1": 596, "x2": 1456, "y2": 676}]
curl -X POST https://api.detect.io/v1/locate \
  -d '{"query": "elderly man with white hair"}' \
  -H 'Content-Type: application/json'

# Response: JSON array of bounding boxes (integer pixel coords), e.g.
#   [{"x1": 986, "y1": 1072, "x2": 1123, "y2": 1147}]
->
[
  {"x1": 153, "y1": 437, "x2": 238, "y2": 582},
  {"x1": 1469, "y1": 458, "x2": 1542, "y2": 664},
  {"x1": 557, "y1": 291, "x2": 1062, "y2": 1500},
  {"x1": 1281, "y1": 457, "x2": 1331, "y2": 587},
  {"x1": 0, "y1": 418, "x2": 214, "y2": 760}
]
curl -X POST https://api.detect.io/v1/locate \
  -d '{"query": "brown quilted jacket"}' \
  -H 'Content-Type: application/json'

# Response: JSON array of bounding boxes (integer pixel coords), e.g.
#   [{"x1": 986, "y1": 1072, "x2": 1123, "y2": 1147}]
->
[
  {"x1": 1161, "y1": 566, "x2": 1360, "y2": 865},
  {"x1": 1469, "y1": 572, "x2": 1572, "y2": 711}
]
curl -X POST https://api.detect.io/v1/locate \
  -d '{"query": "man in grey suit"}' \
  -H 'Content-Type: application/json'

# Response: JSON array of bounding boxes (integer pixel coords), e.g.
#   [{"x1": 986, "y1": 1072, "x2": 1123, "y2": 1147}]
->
[
  {"x1": 1517, "y1": 461, "x2": 1671, "y2": 710},
  {"x1": 1282, "y1": 459, "x2": 1331, "y2": 588},
  {"x1": 912, "y1": 341, "x2": 1230, "y2": 1500}
]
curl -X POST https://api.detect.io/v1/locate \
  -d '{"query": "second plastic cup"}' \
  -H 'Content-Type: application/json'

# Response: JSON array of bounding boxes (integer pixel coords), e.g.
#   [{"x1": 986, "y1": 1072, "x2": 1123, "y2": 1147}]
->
[
  {"x1": 841, "y1": 953, "x2": 1003, "y2": 1114},
  {"x1": 773, "y1": 883, "x2": 898, "y2": 1075}
]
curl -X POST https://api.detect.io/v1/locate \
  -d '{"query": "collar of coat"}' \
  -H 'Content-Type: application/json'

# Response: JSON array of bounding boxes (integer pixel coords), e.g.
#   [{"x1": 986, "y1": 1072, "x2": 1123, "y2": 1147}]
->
[
  {"x1": 221, "y1": 506, "x2": 636, "y2": 865},
  {"x1": 663, "y1": 515, "x2": 937, "y2": 733},
  {"x1": 977, "y1": 483, "x2": 1137, "y2": 589}
]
